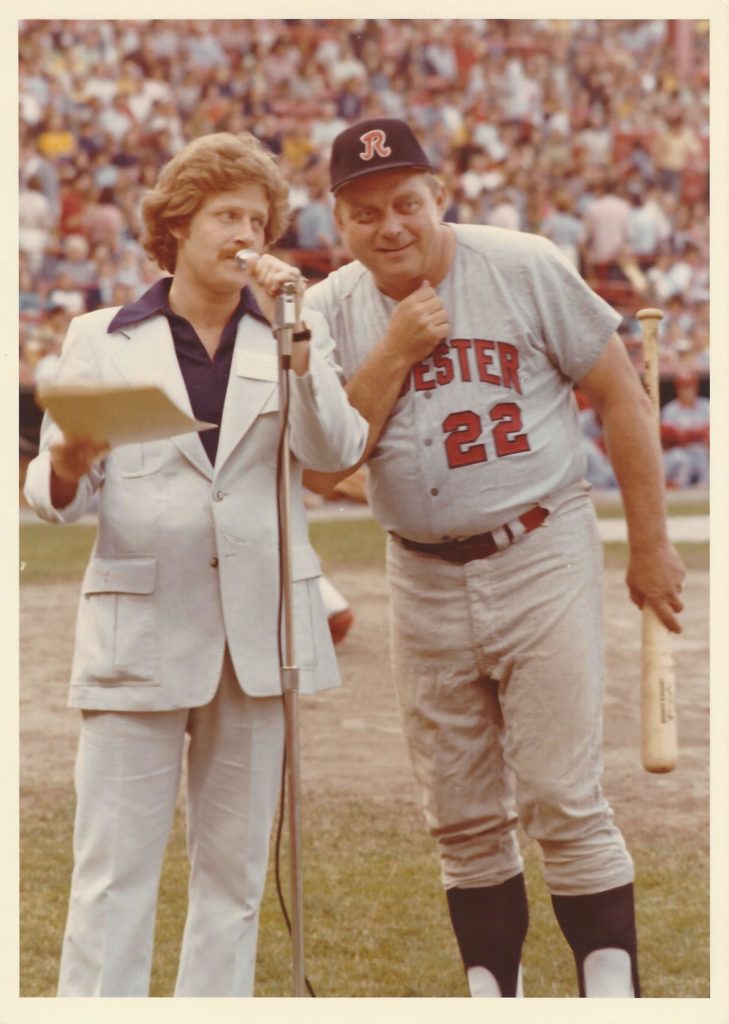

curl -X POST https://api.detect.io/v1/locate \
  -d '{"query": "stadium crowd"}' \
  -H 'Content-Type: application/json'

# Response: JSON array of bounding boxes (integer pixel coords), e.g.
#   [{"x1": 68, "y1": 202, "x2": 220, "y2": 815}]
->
[{"x1": 19, "y1": 18, "x2": 710, "y2": 484}]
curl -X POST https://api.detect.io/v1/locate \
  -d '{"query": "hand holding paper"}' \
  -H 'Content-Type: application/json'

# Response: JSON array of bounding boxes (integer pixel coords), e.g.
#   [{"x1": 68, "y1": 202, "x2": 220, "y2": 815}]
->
[
  {"x1": 50, "y1": 437, "x2": 111, "y2": 484},
  {"x1": 36, "y1": 383, "x2": 216, "y2": 447}
]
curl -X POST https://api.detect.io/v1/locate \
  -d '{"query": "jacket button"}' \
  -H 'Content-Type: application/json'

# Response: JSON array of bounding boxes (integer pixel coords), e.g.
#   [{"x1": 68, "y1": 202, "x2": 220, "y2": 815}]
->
[
  {"x1": 213, "y1": 490, "x2": 224, "y2": 502},
  {"x1": 209, "y1": 557, "x2": 219, "y2": 568}
]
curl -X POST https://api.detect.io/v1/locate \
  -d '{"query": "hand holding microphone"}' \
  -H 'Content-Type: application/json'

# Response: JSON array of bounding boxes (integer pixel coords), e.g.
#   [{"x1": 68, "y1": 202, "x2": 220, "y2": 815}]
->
[
  {"x1": 237, "y1": 251, "x2": 310, "y2": 367},
  {"x1": 236, "y1": 250, "x2": 305, "y2": 309}
]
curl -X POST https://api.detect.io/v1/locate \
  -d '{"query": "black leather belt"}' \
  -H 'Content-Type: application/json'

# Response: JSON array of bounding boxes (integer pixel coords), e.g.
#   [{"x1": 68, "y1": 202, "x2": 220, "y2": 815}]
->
[{"x1": 394, "y1": 506, "x2": 549, "y2": 565}]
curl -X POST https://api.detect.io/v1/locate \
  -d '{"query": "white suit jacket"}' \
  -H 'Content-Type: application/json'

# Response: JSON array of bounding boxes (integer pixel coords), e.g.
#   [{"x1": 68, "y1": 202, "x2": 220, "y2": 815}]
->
[{"x1": 24, "y1": 303, "x2": 367, "y2": 711}]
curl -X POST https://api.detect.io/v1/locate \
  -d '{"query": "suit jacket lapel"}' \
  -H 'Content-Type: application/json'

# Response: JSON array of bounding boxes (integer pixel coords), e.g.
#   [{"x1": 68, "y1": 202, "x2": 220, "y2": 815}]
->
[
  {"x1": 215, "y1": 316, "x2": 278, "y2": 473},
  {"x1": 110, "y1": 316, "x2": 214, "y2": 480}
]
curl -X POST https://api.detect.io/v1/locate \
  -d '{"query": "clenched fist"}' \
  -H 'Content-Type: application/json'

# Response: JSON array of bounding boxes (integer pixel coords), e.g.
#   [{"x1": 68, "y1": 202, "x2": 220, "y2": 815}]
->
[{"x1": 384, "y1": 280, "x2": 450, "y2": 367}]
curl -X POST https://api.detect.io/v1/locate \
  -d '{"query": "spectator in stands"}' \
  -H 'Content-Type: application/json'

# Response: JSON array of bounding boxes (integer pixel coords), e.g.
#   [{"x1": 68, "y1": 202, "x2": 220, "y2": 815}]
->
[
  {"x1": 627, "y1": 187, "x2": 671, "y2": 266},
  {"x1": 580, "y1": 406, "x2": 617, "y2": 489},
  {"x1": 581, "y1": 175, "x2": 631, "y2": 277},
  {"x1": 37, "y1": 111, "x2": 77, "y2": 161},
  {"x1": 483, "y1": 186, "x2": 521, "y2": 230},
  {"x1": 647, "y1": 242, "x2": 707, "y2": 307},
  {"x1": 651, "y1": 111, "x2": 702, "y2": 199},
  {"x1": 459, "y1": 147, "x2": 504, "y2": 202},
  {"x1": 689, "y1": 320, "x2": 710, "y2": 374},
  {"x1": 22, "y1": 118, "x2": 61, "y2": 188},
  {"x1": 574, "y1": 389, "x2": 617, "y2": 489},
  {"x1": 19, "y1": 174, "x2": 53, "y2": 273},
  {"x1": 663, "y1": 293, "x2": 695, "y2": 337},
  {"x1": 295, "y1": 183, "x2": 338, "y2": 251},
  {"x1": 577, "y1": 109, "x2": 613, "y2": 168},
  {"x1": 17, "y1": 17, "x2": 710, "y2": 432},
  {"x1": 46, "y1": 270, "x2": 86, "y2": 316},
  {"x1": 81, "y1": 185, "x2": 126, "y2": 251},
  {"x1": 310, "y1": 101, "x2": 348, "y2": 150},
  {"x1": 19, "y1": 337, "x2": 46, "y2": 388},
  {"x1": 20, "y1": 256, "x2": 42, "y2": 314},
  {"x1": 54, "y1": 234, "x2": 97, "y2": 289},
  {"x1": 645, "y1": 247, "x2": 678, "y2": 305},
  {"x1": 32, "y1": 335, "x2": 63, "y2": 388},
  {"x1": 660, "y1": 370, "x2": 710, "y2": 488},
  {"x1": 618, "y1": 138, "x2": 655, "y2": 183},
  {"x1": 98, "y1": 91, "x2": 136, "y2": 143},
  {"x1": 539, "y1": 191, "x2": 585, "y2": 268}
]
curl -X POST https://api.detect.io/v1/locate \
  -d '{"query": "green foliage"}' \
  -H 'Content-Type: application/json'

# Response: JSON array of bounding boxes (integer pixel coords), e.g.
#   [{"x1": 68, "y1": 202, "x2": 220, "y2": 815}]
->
[{"x1": 20, "y1": 791, "x2": 709, "y2": 998}]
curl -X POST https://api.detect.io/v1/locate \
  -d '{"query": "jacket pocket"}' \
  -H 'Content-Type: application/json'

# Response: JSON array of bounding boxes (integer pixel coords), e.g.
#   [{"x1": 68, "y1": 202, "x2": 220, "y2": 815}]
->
[
  {"x1": 75, "y1": 556, "x2": 158, "y2": 685},
  {"x1": 109, "y1": 440, "x2": 168, "y2": 478}
]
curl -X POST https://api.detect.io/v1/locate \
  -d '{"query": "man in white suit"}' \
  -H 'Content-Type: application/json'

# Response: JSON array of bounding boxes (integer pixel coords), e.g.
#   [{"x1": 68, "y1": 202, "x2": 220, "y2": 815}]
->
[{"x1": 24, "y1": 132, "x2": 367, "y2": 997}]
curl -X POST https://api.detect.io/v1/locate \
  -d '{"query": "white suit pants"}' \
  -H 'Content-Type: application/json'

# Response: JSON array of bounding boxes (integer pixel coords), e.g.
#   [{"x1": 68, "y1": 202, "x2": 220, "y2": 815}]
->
[{"x1": 58, "y1": 650, "x2": 285, "y2": 997}]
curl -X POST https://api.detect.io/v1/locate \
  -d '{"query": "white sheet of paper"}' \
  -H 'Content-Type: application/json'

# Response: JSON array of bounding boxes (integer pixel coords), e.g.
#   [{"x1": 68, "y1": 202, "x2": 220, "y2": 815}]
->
[
  {"x1": 236, "y1": 349, "x2": 278, "y2": 382},
  {"x1": 36, "y1": 384, "x2": 216, "y2": 446}
]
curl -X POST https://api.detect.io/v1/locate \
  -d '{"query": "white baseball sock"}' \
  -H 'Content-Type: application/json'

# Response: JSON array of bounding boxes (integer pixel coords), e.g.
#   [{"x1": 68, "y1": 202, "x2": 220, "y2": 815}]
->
[
  {"x1": 467, "y1": 964, "x2": 524, "y2": 997},
  {"x1": 583, "y1": 948, "x2": 634, "y2": 997}
]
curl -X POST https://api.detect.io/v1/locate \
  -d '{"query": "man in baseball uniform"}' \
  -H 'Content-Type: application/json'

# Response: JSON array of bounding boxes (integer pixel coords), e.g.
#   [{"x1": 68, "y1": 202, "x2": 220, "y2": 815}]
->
[
  {"x1": 24, "y1": 131, "x2": 367, "y2": 996},
  {"x1": 304, "y1": 118, "x2": 686, "y2": 998}
]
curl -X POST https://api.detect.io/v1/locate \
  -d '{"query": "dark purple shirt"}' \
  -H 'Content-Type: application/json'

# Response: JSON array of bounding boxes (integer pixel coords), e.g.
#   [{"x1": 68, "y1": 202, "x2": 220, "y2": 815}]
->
[{"x1": 108, "y1": 277, "x2": 268, "y2": 464}]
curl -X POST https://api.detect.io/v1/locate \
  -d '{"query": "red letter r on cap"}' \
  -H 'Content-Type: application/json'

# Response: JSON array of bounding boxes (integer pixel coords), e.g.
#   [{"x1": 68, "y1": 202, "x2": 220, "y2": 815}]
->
[{"x1": 359, "y1": 129, "x2": 392, "y2": 161}]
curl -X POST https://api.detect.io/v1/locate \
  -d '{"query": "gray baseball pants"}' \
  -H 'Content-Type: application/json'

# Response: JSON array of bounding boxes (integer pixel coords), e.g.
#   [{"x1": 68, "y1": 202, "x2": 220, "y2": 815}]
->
[{"x1": 386, "y1": 500, "x2": 634, "y2": 896}]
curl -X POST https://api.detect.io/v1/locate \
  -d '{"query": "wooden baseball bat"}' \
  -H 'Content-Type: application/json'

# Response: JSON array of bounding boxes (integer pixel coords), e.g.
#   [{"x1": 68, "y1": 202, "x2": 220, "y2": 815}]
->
[{"x1": 637, "y1": 308, "x2": 677, "y2": 773}]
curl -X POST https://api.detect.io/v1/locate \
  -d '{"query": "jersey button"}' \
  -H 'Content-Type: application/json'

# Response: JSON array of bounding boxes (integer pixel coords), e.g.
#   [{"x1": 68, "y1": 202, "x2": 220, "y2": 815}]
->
[
  {"x1": 209, "y1": 557, "x2": 219, "y2": 568},
  {"x1": 424, "y1": 393, "x2": 433, "y2": 400},
  {"x1": 430, "y1": 487, "x2": 439, "y2": 496},
  {"x1": 213, "y1": 490, "x2": 225, "y2": 502},
  {"x1": 424, "y1": 438, "x2": 433, "y2": 447}
]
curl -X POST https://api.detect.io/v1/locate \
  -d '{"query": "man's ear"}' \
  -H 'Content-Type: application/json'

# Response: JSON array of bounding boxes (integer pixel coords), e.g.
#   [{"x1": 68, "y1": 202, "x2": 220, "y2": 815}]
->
[
  {"x1": 168, "y1": 219, "x2": 187, "y2": 242},
  {"x1": 433, "y1": 179, "x2": 449, "y2": 215}
]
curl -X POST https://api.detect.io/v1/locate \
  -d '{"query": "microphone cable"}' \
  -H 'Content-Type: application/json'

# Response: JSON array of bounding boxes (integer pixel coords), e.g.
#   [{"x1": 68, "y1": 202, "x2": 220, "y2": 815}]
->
[{"x1": 273, "y1": 341, "x2": 317, "y2": 998}]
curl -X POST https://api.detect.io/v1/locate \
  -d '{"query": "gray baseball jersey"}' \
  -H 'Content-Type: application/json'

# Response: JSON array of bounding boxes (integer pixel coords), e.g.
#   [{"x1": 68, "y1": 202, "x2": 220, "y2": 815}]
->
[{"x1": 305, "y1": 223, "x2": 621, "y2": 543}]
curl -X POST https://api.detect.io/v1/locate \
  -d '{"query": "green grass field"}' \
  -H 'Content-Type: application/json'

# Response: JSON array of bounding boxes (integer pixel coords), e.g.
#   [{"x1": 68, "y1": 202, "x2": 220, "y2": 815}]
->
[
  {"x1": 20, "y1": 787, "x2": 709, "y2": 998},
  {"x1": 19, "y1": 511, "x2": 710, "y2": 998},
  {"x1": 20, "y1": 502, "x2": 709, "y2": 582}
]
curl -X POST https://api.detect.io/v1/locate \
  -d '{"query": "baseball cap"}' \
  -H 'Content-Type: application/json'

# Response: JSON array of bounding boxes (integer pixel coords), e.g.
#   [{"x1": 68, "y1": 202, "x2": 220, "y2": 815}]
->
[{"x1": 329, "y1": 118, "x2": 432, "y2": 193}]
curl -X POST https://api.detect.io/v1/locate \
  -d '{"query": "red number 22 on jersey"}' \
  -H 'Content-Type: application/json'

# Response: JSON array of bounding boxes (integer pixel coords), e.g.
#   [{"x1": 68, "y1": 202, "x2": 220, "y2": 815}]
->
[{"x1": 442, "y1": 403, "x2": 530, "y2": 469}]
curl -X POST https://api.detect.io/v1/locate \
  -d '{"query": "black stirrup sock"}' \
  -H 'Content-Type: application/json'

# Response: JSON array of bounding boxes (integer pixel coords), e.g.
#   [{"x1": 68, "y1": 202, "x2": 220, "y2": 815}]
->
[
  {"x1": 446, "y1": 873, "x2": 529, "y2": 997},
  {"x1": 551, "y1": 882, "x2": 640, "y2": 997}
]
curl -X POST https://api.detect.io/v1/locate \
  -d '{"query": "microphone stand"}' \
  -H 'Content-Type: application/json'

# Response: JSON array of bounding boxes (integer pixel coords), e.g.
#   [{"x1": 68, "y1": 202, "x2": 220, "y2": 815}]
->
[{"x1": 273, "y1": 281, "x2": 306, "y2": 997}]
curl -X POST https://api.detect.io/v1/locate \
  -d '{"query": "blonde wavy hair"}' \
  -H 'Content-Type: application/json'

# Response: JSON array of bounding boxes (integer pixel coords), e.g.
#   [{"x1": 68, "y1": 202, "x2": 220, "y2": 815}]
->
[{"x1": 142, "y1": 132, "x2": 290, "y2": 273}]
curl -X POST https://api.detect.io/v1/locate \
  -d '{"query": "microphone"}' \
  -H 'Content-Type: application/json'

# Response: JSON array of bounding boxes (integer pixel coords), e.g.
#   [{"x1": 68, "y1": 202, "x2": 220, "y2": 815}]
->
[
  {"x1": 236, "y1": 249, "x2": 301, "y2": 300},
  {"x1": 235, "y1": 249, "x2": 259, "y2": 270},
  {"x1": 236, "y1": 249, "x2": 299, "y2": 329}
]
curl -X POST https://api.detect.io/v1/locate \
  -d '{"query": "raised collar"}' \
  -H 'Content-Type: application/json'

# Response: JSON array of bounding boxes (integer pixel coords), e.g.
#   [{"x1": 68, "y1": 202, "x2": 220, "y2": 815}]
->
[{"x1": 107, "y1": 276, "x2": 269, "y2": 333}]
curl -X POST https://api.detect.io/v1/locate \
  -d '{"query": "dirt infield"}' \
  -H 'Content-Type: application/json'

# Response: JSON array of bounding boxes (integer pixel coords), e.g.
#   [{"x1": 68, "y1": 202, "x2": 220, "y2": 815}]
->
[{"x1": 20, "y1": 565, "x2": 709, "y2": 848}]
